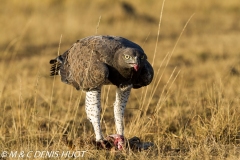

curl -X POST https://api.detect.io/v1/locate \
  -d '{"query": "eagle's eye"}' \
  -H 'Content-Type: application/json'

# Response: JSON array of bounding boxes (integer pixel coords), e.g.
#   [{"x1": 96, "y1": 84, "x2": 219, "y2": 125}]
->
[{"x1": 124, "y1": 55, "x2": 130, "y2": 59}]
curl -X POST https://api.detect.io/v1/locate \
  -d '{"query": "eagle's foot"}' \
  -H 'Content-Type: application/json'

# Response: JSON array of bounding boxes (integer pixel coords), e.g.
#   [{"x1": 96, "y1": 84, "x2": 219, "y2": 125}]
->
[
  {"x1": 95, "y1": 135, "x2": 125, "y2": 150},
  {"x1": 105, "y1": 134, "x2": 125, "y2": 150},
  {"x1": 95, "y1": 139, "x2": 112, "y2": 150}
]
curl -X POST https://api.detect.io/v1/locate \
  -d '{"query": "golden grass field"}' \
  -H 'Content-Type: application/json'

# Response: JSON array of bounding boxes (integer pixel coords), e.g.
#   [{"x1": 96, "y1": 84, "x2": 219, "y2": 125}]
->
[{"x1": 1, "y1": 0, "x2": 240, "y2": 159}]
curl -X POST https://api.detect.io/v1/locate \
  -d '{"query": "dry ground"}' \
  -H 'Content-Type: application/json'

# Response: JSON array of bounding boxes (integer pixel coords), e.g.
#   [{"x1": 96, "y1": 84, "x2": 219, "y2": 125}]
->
[{"x1": 0, "y1": 0, "x2": 240, "y2": 159}]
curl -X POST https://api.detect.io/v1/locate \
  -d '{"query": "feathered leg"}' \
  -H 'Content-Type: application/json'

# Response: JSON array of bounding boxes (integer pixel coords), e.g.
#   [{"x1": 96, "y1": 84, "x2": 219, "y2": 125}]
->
[
  {"x1": 85, "y1": 88, "x2": 103, "y2": 141},
  {"x1": 114, "y1": 85, "x2": 132, "y2": 135}
]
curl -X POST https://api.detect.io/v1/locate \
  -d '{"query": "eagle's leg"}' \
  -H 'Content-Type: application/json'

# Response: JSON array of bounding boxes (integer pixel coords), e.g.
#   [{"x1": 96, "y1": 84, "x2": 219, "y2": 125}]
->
[
  {"x1": 114, "y1": 85, "x2": 132, "y2": 135},
  {"x1": 85, "y1": 88, "x2": 103, "y2": 141}
]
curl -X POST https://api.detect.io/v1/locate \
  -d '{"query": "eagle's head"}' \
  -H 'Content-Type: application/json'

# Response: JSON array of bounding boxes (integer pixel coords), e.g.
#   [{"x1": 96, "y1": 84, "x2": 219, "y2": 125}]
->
[{"x1": 117, "y1": 48, "x2": 147, "y2": 72}]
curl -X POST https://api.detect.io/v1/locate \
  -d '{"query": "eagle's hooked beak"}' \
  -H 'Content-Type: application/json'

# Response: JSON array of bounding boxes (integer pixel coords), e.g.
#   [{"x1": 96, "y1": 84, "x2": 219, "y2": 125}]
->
[
  {"x1": 133, "y1": 64, "x2": 139, "y2": 71},
  {"x1": 133, "y1": 57, "x2": 140, "y2": 71}
]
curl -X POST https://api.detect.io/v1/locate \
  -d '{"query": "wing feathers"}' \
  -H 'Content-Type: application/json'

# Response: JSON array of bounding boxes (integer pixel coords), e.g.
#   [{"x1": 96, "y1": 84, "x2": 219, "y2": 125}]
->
[{"x1": 49, "y1": 35, "x2": 153, "y2": 90}]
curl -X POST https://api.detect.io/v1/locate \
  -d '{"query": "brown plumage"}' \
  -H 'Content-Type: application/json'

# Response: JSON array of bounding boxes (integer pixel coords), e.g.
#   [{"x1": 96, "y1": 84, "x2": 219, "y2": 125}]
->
[
  {"x1": 50, "y1": 35, "x2": 154, "y2": 91},
  {"x1": 49, "y1": 35, "x2": 154, "y2": 146}
]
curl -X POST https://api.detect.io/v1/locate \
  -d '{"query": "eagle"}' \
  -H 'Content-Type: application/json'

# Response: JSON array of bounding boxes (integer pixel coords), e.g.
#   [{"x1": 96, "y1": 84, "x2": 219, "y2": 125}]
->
[{"x1": 50, "y1": 35, "x2": 154, "y2": 149}]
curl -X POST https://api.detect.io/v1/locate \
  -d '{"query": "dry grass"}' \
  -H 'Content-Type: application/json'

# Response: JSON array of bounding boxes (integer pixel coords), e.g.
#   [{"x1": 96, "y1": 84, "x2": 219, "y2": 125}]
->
[{"x1": 1, "y1": 0, "x2": 240, "y2": 159}]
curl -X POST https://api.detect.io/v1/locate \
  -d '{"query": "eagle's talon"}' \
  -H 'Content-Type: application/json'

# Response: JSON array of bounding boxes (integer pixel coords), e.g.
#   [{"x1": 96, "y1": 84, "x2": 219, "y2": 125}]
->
[
  {"x1": 106, "y1": 134, "x2": 125, "y2": 150},
  {"x1": 95, "y1": 139, "x2": 112, "y2": 150}
]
